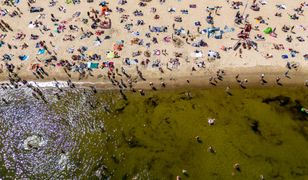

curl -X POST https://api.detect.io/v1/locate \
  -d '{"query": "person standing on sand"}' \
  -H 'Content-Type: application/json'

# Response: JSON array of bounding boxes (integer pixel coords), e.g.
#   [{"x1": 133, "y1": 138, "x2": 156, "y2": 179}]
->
[
  {"x1": 235, "y1": 74, "x2": 241, "y2": 83},
  {"x1": 284, "y1": 70, "x2": 290, "y2": 78},
  {"x1": 260, "y1": 73, "x2": 266, "y2": 85},
  {"x1": 276, "y1": 76, "x2": 281, "y2": 85},
  {"x1": 161, "y1": 82, "x2": 166, "y2": 88}
]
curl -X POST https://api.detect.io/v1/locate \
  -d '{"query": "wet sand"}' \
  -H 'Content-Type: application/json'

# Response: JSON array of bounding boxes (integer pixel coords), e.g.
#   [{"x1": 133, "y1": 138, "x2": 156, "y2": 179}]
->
[{"x1": 0, "y1": 66, "x2": 306, "y2": 90}]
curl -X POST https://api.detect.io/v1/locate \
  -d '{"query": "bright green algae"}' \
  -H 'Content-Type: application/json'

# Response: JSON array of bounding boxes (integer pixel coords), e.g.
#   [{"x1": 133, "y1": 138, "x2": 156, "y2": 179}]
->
[{"x1": 1, "y1": 87, "x2": 308, "y2": 179}]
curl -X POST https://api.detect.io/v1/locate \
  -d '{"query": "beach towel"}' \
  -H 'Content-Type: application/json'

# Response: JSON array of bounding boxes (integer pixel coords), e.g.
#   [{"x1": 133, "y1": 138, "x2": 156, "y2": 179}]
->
[
  {"x1": 191, "y1": 51, "x2": 203, "y2": 58},
  {"x1": 87, "y1": 62, "x2": 99, "y2": 69},
  {"x1": 107, "y1": 51, "x2": 115, "y2": 59},
  {"x1": 223, "y1": 26, "x2": 235, "y2": 32}
]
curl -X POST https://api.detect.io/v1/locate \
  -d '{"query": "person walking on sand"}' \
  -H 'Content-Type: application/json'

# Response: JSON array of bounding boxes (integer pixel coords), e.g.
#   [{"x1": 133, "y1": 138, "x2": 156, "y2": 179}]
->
[
  {"x1": 276, "y1": 76, "x2": 281, "y2": 85},
  {"x1": 235, "y1": 74, "x2": 241, "y2": 83},
  {"x1": 260, "y1": 73, "x2": 267, "y2": 85},
  {"x1": 284, "y1": 70, "x2": 290, "y2": 78},
  {"x1": 161, "y1": 81, "x2": 166, "y2": 88}
]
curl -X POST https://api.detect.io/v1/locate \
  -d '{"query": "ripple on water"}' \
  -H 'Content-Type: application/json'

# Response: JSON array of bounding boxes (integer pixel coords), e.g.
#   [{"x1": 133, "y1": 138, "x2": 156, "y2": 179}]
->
[{"x1": 0, "y1": 88, "x2": 104, "y2": 178}]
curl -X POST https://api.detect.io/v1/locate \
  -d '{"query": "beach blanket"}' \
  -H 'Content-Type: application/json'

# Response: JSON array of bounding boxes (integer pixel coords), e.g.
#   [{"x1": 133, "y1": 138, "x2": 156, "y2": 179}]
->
[
  {"x1": 107, "y1": 51, "x2": 115, "y2": 59},
  {"x1": 150, "y1": 26, "x2": 167, "y2": 32},
  {"x1": 87, "y1": 62, "x2": 99, "y2": 69},
  {"x1": 223, "y1": 26, "x2": 235, "y2": 33}
]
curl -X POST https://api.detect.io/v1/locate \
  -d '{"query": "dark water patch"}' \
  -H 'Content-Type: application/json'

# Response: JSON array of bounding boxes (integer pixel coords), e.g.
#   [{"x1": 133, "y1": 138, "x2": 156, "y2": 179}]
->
[
  {"x1": 231, "y1": 142, "x2": 252, "y2": 158},
  {"x1": 291, "y1": 100, "x2": 308, "y2": 121},
  {"x1": 144, "y1": 95, "x2": 159, "y2": 108},
  {"x1": 246, "y1": 117, "x2": 262, "y2": 135},
  {"x1": 271, "y1": 173, "x2": 284, "y2": 180},
  {"x1": 122, "y1": 133, "x2": 146, "y2": 149},
  {"x1": 262, "y1": 95, "x2": 291, "y2": 106},
  {"x1": 111, "y1": 154, "x2": 120, "y2": 164},
  {"x1": 114, "y1": 99, "x2": 129, "y2": 113},
  {"x1": 290, "y1": 166, "x2": 308, "y2": 177},
  {"x1": 163, "y1": 117, "x2": 171, "y2": 124},
  {"x1": 179, "y1": 91, "x2": 193, "y2": 100},
  {"x1": 296, "y1": 125, "x2": 308, "y2": 141},
  {"x1": 262, "y1": 95, "x2": 307, "y2": 122}
]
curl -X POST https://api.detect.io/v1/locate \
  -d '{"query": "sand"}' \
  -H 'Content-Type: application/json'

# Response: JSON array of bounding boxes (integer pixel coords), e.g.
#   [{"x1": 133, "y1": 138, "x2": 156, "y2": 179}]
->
[{"x1": 0, "y1": 0, "x2": 308, "y2": 89}]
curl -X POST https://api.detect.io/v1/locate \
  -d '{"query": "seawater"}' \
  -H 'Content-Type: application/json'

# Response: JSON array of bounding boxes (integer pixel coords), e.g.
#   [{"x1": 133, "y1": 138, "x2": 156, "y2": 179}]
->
[{"x1": 0, "y1": 87, "x2": 307, "y2": 179}]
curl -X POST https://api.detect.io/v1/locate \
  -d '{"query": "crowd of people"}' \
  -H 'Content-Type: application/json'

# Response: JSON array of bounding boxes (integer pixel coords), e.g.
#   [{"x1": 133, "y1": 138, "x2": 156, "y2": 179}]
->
[
  {"x1": 0, "y1": 1, "x2": 308, "y2": 179},
  {"x1": 0, "y1": 0, "x2": 307, "y2": 97}
]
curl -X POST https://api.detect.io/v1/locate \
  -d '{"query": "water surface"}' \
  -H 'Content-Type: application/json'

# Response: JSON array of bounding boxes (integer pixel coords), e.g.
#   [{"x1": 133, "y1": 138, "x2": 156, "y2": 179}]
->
[{"x1": 0, "y1": 87, "x2": 307, "y2": 179}]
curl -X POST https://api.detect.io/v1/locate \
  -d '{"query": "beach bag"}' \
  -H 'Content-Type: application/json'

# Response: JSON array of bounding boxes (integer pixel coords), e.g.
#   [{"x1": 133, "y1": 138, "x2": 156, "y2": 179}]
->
[{"x1": 281, "y1": 54, "x2": 288, "y2": 59}]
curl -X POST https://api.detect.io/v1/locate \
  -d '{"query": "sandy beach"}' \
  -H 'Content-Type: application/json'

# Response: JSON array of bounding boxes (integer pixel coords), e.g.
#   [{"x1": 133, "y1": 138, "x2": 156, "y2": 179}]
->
[
  {"x1": 1, "y1": 1, "x2": 308, "y2": 179},
  {"x1": 0, "y1": 0, "x2": 308, "y2": 90}
]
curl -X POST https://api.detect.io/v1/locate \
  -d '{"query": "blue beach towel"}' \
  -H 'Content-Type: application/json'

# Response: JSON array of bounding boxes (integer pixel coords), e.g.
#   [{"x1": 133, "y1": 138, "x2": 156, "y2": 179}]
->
[{"x1": 87, "y1": 62, "x2": 99, "y2": 69}]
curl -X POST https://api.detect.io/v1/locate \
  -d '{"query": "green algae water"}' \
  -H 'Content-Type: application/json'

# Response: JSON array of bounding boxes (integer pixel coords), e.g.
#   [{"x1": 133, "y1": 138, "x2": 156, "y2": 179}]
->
[{"x1": 0, "y1": 87, "x2": 308, "y2": 179}]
